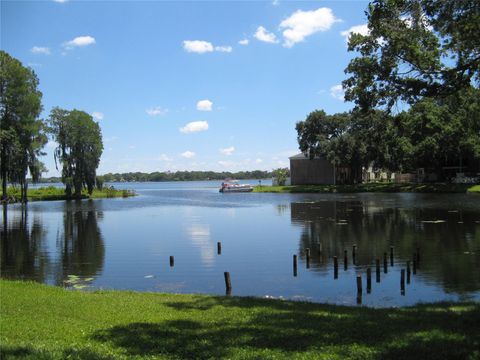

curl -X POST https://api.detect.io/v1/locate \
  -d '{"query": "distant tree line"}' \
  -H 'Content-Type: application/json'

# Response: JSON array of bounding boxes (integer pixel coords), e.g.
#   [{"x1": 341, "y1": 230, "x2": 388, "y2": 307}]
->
[
  {"x1": 296, "y1": 0, "x2": 480, "y2": 184},
  {"x1": 37, "y1": 170, "x2": 274, "y2": 183},
  {"x1": 1, "y1": 51, "x2": 103, "y2": 202}
]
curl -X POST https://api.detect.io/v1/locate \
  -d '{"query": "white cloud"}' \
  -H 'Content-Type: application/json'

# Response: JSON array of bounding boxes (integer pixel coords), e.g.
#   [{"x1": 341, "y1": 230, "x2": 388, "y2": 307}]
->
[
  {"x1": 146, "y1": 106, "x2": 168, "y2": 116},
  {"x1": 255, "y1": 158, "x2": 263, "y2": 164},
  {"x1": 272, "y1": 0, "x2": 279, "y2": 5},
  {"x1": 238, "y1": 39, "x2": 249, "y2": 45},
  {"x1": 215, "y1": 46, "x2": 232, "y2": 53},
  {"x1": 91, "y1": 111, "x2": 104, "y2": 120},
  {"x1": 31, "y1": 46, "x2": 50, "y2": 55},
  {"x1": 183, "y1": 40, "x2": 214, "y2": 54},
  {"x1": 218, "y1": 160, "x2": 233, "y2": 167},
  {"x1": 219, "y1": 146, "x2": 235, "y2": 156},
  {"x1": 180, "y1": 121, "x2": 209, "y2": 134},
  {"x1": 254, "y1": 26, "x2": 278, "y2": 43},
  {"x1": 181, "y1": 150, "x2": 196, "y2": 158},
  {"x1": 340, "y1": 24, "x2": 369, "y2": 43},
  {"x1": 196, "y1": 99, "x2": 213, "y2": 111},
  {"x1": 280, "y1": 7, "x2": 339, "y2": 48},
  {"x1": 183, "y1": 40, "x2": 232, "y2": 54},
  {"x1": 330, "y1": 84, "x2": 345, "y2": 100},
  {"x1": 158, "y1": 154, "x2": 173, "y2": 161},
  {"x1": 63, "y1": 36, "x2": 96, "y2": 49},
  {"x1": 53, "y1": 0, "x2": 69, "y2": 3}
]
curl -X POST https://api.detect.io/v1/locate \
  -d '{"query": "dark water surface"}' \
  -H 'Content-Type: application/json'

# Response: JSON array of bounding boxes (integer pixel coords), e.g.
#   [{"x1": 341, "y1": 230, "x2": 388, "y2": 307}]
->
[{"x1": 2, "y1": 181, "x2": 480, "y2": 307}]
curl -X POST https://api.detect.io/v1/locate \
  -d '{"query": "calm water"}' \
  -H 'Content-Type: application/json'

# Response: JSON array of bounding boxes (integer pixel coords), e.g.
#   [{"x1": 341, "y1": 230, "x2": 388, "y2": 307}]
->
[{"x1": 2, "y1": 180, "x2": 480, "y2": 307}]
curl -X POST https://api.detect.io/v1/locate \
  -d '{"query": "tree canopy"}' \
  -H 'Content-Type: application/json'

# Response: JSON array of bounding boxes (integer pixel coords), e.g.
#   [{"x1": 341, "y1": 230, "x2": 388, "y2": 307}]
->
[
  {"x1": 48, "y1": 108, "x2": 103, "y2": 198},
  {"x1": 0, "y1": 50, "x2": 46, "y2": 202},
  {"x1": 343, "y1": 0, "x2": 480, "y2": 111}
]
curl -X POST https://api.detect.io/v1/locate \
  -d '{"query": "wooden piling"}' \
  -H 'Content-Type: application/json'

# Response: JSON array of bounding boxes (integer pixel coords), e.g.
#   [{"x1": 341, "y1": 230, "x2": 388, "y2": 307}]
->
[
  {"x1": 401, "y1": 269, "x2": 405, "y2": 295},
  {"x1": 333, "y1": 256, "x2": 338, "y2": 279},
  {"x1": 224, "y1": 272, "x2": 232, "y2": 295},
  {"x1": 376, "y1": 259, "x2": 381, "y2": 283},
  {"x1": 306, "y1": 248, "x2": 311, "y2": 269},
  {"x1": 390, "y1": 246, "x2": 394, "y2": 266},
  {"x1": 217, "y1": 242, "x2": 222, "y2": 255},
  {"x1": 366, "y1": 268, "x2": 372, "y2": 293},
  {"x1": 344, "y1": 249, "x2": 348, "y2": 270},
  {"x1": 383, "y1": 252, "x2": 388, "y2": 273},
  {"x1": 357, "y1": 275, "x2": 362, "y2": 294},
  {"x1": 169, "y1": 256, "x2": 174, "y2": 267},
  {"x1": 318, "y1": 243, "x2": 323, "y2": 254},
  {"x1": 406, "y1": 261, "x2": 411, "y2": 284},
  {"x1": 352, "y1": 245, "x2": 357, "y2": 264},
  {"x1": 413, "y1": 257, "x2": 417, "y2": 275},
  {"x1": 293, "y1": 255, "x2": 298, "y2": 277}
]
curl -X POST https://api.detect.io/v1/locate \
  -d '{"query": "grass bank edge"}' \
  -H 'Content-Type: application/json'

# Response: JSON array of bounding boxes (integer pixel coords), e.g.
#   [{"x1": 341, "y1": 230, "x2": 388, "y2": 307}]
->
[
  {"x1": 5, "y1": 185, "x2": 135, "y2": 202},
  {"x1": 1, "y1": 280, "x2": 479, "y2": 360},
  {"x1": 254, "y1": 183, "x2": 480, "y2": 194}
]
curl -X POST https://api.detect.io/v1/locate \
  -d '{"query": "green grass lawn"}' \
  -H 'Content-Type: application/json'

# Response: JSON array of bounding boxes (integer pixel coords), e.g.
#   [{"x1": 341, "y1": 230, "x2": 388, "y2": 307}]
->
[
  {"x1": 5, "y1": 185, "x2": 135, "y2": 203},
  {"x1": 254, "y1": 182, "x2": 480, "y2": 194},
  {"x1": 1, "y1": 280, "x2": 479, "y2": 359}
]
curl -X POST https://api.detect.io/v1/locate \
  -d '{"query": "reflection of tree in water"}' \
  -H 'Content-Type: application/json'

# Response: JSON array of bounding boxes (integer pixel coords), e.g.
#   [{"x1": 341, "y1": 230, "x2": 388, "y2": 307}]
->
[
  {"x1": 1, "y1": 205, "x2": 50, "y2": 282},
  {"x1": 291, "y1": 201, "x2": 480, "y2": 294},
  {"x1": 55, "y1": 202, "x2": 105, "y2": 285}
]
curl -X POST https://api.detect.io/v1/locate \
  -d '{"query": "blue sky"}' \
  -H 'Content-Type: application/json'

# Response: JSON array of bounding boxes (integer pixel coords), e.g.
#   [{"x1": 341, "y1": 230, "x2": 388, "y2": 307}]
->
[{"x1": 1, "y1": 0, "x2": 370, "y2": 176}]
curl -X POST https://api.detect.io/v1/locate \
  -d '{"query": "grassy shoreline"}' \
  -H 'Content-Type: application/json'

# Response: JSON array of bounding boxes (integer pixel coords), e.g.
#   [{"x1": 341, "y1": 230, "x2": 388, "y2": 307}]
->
[
  {"x1": 254, "y1": 182, "x2": 480, "y2": 194},
  {"x1": 1, "y1": 280, "x2": 479, "y2": 359},
  {"x1": 4, "y1": 185, "x2": 135, "y2": 203}
]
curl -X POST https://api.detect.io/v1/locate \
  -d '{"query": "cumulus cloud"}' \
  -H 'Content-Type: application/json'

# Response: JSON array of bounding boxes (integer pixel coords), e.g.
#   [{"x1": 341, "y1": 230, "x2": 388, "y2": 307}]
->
[
  {"x1": 215, "y1": 46, "x2": 232, "y2": 53},
  {"x1": 238, "y1": 39, "x2": 249, "y2": 45},
  {"x1": 63, "y1": 36, "x2": 96, "y2": 49},
  {"x1": 91, "y1": 111, "x2": 104, "y2": 120},
  {"x1": 219, "y1": 146, "x2": 235, "y2": 156},
  {"x1": 340, "y1": 24, "x2": 369, "y2": 43},
  {"x1": 254, "y1": 26, "x2": 278, "y2": 43},
  {"x1": 146, "y1": 106, "x2": 168, "y2": 116},
  {"x1": 31, "y1": 46, "x2": 51, "y2": 55},
  {"x1": 280, "y1": 7, "x2": 339, "y2": 48},
  {"x1": 180, "y1": 121, "x2": 209, "y2": 134},
  {"x1": 196, "y1": 99, "x2": 213, "y2": 111},
  {"x1": 158, "y1": 154, "x2": 173, "y2": 161},
  {"x1": 183, "y1": 40, "x2": 232, "y2": 54},
  {"x1": 181, "y1": 150, "x2": 196, "y2": 158},
  {"x1": 330, "y1": 84, "x2": 345, "y2": 100}
]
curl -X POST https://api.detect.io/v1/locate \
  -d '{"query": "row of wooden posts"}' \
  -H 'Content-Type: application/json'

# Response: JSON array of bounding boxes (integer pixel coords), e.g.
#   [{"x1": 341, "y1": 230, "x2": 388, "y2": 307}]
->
[{"x1": 168, "y1": 242, "x2": 420, "y2": 298}]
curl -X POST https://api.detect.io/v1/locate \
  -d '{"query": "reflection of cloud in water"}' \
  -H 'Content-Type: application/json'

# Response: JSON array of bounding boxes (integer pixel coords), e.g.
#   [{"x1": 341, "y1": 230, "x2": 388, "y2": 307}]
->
[{"x1": 185, "y1": 224, "x2": 215, "y2": 267}]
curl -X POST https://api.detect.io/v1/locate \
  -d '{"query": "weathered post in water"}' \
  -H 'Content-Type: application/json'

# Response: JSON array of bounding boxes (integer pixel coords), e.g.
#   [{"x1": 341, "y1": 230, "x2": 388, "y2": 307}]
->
[
  {"x1": 366, "y1": 268, "x2": 372, "y2": 293},
  {"x1": 293, "y1": 254, "x2": 298, "y2": 277},
  {"x1": 333, "y1": 256, "x2": 338, "y2": 279},
  {"x1": 383, "y1": 252, "x2": 388, "y2": 273},
  {"x1": 357, "y1": 275, "x2": 362, "y2": 294},
  {"x1": 390, "y1": 246, "x2": 394, "y2": 266},
  {"x1": 352, "y1": 244, "x2": 357, "y2": 265},
  {"x1": 376, "y1": 259, "x2": 381, "y2": 283},
  {"x1": 224, "y1": 272, "x2": 232, "y2": 295},
  {"x1": 401, "y1": 269, "x2": 405, "y2": 295},
  {"x1": 169, "y1": 256, "x2": 174, "y2": 267},
  {"x1": 217, "y1": 242, "x2": 222, "y2": 255},
  {"x1": 344, "y1": 249, "x2": 348, "y2": 270},
  {"x1": 306, "y1": 248, "x2": 311, "y2": 269},
  {"x1": 318, "y1": 243, "x2": 323, "y2": 254},
  {"x1": 406, "y1": 261, "x2": 411, "y2": 284},
  {"x1": 413, "y1": 256, "x2": 417, "y2": 275}
]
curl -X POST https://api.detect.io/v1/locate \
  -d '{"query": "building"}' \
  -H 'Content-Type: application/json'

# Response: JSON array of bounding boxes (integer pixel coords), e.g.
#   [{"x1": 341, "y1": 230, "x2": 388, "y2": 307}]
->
[{"x1": 289, "y1": 153, "x2": 336, "y2": 185}]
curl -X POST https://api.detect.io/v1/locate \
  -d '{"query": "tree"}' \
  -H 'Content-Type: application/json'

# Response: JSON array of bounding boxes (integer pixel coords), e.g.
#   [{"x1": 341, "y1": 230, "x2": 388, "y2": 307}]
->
[
  {"x1": 272, "y1": 168, "x2": 290, "y2": 186},
  {"x1": 343, "y1": 0, "x2": 480, "y2": 111},
  {"x1": 0, "y1": 51, "x2": 46, "y2": 202},
  {"x1": 48, "y1": 108, "x2": 103, "y2": 198}
]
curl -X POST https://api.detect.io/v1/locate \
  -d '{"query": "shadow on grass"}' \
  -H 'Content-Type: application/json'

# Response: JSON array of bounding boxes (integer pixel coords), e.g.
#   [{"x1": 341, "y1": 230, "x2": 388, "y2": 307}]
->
[{"x1": 91, "y1": 297, "x2": 480, "y2": 359}]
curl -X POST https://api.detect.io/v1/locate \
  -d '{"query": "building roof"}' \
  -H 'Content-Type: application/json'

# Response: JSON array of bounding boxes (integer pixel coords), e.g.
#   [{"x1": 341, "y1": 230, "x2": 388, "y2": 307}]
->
[{"x1": 289, "y1": 153, "x2": 308, "y2": 160}]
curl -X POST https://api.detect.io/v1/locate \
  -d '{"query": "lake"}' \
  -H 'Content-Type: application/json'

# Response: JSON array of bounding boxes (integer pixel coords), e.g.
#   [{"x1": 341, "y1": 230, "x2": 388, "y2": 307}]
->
[{"x1": 2, "y1": 180, "x2": 480, "y2": 307}]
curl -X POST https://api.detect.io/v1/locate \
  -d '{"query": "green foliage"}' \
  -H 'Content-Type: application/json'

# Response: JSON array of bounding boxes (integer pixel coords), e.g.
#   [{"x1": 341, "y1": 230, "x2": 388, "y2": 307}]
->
[
  {"x1": 48, "y1": 108, "x2": 103, "y2": 197},
  {"x1": 343, "y1": 0, "x2": 480, "y2": 111},
  {"x1": 95, "y1": 175, "x2": 104, "y2": 191},
  {"x1": 0, "y1": 51, "x2": 46, "y2": 202},
  {"x1": 1, "y1": 280, "x2": 479, "y2": 359},
  {"x1": 272, "y1": 167, "x2": 289, "y2": 186}
]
